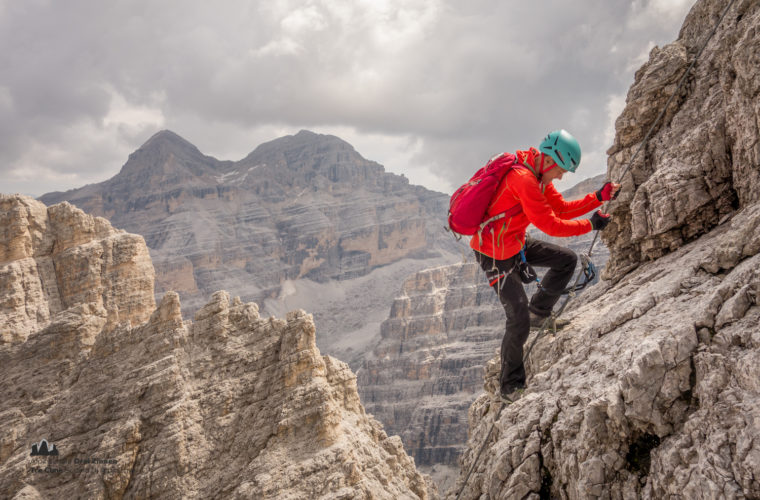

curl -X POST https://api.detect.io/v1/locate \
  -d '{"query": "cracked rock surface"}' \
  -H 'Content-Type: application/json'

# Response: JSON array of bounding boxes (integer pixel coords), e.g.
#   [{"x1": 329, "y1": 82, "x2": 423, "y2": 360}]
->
[
  {"x1": 0, "y1": 196, "x2": 435, "y2": 500},
  {"x1": 450, "y1": 203, "x2": 759, "y2": 499},
  {"x1": 449, "y1": 0, "x2": 760, "y2": 498},
  {"x1": 603, "y1": 0, "x2": 760, "y2": 280}
]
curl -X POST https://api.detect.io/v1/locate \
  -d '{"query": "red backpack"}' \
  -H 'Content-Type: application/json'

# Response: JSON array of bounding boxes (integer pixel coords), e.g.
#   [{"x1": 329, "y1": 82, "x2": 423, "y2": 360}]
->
[{"x1": 447, "y1": 153, "x2": 525, "y2": 239}]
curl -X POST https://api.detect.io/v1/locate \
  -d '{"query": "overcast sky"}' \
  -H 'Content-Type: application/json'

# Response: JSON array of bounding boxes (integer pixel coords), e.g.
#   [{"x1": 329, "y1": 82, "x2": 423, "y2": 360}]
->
[{"x1": 1, "y1": 0, "x2": 696, "y2": 197}]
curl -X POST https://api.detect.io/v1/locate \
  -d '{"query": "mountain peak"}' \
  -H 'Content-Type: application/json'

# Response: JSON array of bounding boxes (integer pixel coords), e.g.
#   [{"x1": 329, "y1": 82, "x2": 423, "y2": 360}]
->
[
  {"x1": 294, "y1": 129, "x2": 318, "y2": 138},
  {"x1": 106, "y1": 130, "x2": 222, "y2": 190},
  {"x1": 140, "y1": 130, "x2": 202, "y2": 155},
  {"x1": 241, "y1": 130, "x2": 359, "y2": 164}
]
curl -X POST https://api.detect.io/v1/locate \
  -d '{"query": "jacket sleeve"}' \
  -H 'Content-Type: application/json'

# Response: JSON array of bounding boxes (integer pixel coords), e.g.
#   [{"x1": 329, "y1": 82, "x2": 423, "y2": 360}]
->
[
  {"x1": 509, "y1": 170, "x2": 593, "y2": 237},
  {"x1": 543, "y1": 184, "x2": 602, "y2": 220}
]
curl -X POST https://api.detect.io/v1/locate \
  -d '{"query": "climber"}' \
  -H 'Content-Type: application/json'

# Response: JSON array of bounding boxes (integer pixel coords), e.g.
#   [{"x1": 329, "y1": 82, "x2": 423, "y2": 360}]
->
[{"x1": 472, "y1": 129, "x2": 620, "y2": 402}]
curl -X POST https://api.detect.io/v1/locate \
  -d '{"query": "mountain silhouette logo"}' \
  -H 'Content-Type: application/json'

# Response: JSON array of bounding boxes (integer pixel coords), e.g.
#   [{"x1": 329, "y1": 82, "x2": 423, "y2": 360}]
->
[{"x1": 30, "y1": 439, "x2": 59, "y2": 456}]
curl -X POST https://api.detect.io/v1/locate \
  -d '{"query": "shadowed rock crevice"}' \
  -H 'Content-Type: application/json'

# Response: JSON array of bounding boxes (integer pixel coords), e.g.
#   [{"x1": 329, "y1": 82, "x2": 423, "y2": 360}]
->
[
  {"x1": 625, "y1": 433, "x2": 661, "y2": 479},
  {"x1": 538, "y1": 424, "x2": 554, "y2": 500}
]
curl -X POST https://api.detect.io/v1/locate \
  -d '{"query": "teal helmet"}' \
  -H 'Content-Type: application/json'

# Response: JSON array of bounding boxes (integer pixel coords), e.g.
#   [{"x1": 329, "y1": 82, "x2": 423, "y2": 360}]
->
[{"x1": 539, "y1": 129, "x2": 581, "y2": 172}]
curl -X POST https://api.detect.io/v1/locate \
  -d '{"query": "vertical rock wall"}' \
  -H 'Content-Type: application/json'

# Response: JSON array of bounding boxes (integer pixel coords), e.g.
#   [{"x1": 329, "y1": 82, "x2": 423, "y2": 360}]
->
[
  {"x1": 0, "y1": 195, "x2": 155, "y2": 342},
  {"x1": 358, "y1": 263, "x2": 504, "y2": 485},
  {"x1": 603, "y1": 0, "x2": 760, "y2": 280}
]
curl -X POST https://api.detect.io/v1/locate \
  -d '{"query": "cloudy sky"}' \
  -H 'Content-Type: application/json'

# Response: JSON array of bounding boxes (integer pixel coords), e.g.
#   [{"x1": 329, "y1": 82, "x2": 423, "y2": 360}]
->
[{"x1": 1, "y1": 0, "x2": 696, "y2": 197}]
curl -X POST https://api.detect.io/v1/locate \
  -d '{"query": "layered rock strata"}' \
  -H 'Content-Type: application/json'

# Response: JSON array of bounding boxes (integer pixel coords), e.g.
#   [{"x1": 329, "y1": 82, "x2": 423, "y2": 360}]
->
[
  {"x1": 603, "y1": 0, "x2": 760, "y2": 280},
  {"x1": 358, "y1": 263, "x2": 504, "y2": 480},
  {"x1": 0, "y1": 194, "x2": 155, "y2": 342},
  {"x1": 450, "y1": 0, "x2": 760, "y2": 498},
  {"x1": 39, "y1": 130, "x2": 459, "y2": 320},
  {"x1": 38, "y1": 129, "x2": 462, "y2": 369},
  {"x1": 0, "y1": 196, "x2": 435, "y2": 500}
]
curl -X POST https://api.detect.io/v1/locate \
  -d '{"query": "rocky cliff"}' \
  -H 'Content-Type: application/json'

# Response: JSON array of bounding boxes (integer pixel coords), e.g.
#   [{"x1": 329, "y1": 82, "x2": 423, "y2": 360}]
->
[
  {"x1": 0, "y1": 195, "x2": 435, "y2": 499},
  {"x1": 357, "y1": 263, "x2": 503, "y2": 487},
  {"x1": 450, "y1": 0, "x2": 760, "y2": 498},
  {"x1": 38, "y1": 131, "x2": 461, "y2": 365},
  {"x1": 0, "y1": 195, "x2": 155, "y2": 342},
  {"x1": 603, "y1": 0, "x2": 760, "y2": 280}
]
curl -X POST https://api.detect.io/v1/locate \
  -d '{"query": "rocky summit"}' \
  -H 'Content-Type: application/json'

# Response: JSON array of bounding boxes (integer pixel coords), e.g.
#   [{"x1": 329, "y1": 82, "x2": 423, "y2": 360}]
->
[
  {"x1": 38, "y1": 130, "x2": 461, "y2": 365},
  {"x1": 0, "y1": 195, "x2": 435, "y2": 499},
  {"x1": 450, "y1": 0, "x2": 760, "y2": 498},
  {"x1": 0, "y1": 195, "x2": 155, "y2": 342}
]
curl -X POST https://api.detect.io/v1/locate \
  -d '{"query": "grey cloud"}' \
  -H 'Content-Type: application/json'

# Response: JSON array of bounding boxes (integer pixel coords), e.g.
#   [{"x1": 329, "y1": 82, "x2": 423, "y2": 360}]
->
[{"x1": 0, "y1": 0, "x2": 695, "y2": 196}]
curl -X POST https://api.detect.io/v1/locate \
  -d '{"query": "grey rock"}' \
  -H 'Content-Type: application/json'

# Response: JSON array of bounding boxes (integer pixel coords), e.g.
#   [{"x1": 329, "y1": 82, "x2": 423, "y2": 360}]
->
[
  {"x1": 602, "y1": 0, "x2": 760, "y2": 281},
  {"x1": 450, "y1": 203, "x2": 760, "y2": 499},
  {"x1": 38, "y1": 130, "x2": 460, "y2": 320},
  {"x1": 449, "y1": 1, "x2": 760, "y2": 498},
  {"x1": 0, "y1": 196, "x2": 436, "y2": 500}
]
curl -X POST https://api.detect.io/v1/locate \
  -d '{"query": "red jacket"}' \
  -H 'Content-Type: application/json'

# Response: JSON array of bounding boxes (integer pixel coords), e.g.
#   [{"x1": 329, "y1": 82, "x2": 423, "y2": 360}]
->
[{"x1": 470, "y1": 149, "x2": 601, "y2": 260}]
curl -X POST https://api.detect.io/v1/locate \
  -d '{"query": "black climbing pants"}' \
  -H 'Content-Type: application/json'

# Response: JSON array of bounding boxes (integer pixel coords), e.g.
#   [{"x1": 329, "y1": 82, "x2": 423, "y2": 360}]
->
[{"x1": 474, "y1": 237, "x2": 577, "y2": 392}]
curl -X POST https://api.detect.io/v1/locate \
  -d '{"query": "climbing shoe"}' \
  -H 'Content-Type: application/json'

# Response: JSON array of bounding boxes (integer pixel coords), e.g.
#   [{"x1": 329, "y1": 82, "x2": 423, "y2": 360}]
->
[
  {"x1": 529, "y1": 312, "x2": 569, "y2": 331},
  {"x1": 499, "y1": 385, "x2": 526, "y2": 404}
]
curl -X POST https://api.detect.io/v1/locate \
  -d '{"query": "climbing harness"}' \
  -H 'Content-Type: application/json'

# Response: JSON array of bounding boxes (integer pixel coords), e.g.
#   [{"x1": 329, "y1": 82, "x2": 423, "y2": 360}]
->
[
  {"x1": 487, "y1": 249, "x2": 595, "y2": 294},
  {"x1": 516, "y1": 249, "x2": 597, "y2": 294},
  {"x1": 454, "y1": 1, "x2": 738, "y2": 497},
  {"x1": 517, "y1": 249, "x2": 539, "y2": 284}
]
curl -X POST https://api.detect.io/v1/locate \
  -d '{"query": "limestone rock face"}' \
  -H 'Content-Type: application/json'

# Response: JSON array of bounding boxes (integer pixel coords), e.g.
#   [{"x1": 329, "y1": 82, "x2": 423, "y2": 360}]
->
[
  {"x1": 0, "y1": 195, "x2": 155, "y2": 342},
  {"x1": 39, "y1": 130, "x2": 458, "y2": 317},
  {"x1": 603, "y1": 0, "x2": 760, "y2": 280},
  {"x1": 0, "y1": 197, "x2": 435, "y2": 499},
  {"x1": 450, "y1": 1, "x2": 760, "y2": 497},
  {"x1": 450, "y1": 204, "x2": 760, "y2": 500},
  {"x1": 357, "y1": 263, "x2": 503, "y2": 477}
]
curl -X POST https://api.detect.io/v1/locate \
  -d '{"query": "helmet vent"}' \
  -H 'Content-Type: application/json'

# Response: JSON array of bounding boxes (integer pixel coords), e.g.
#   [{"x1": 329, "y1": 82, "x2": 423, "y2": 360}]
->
[{"x1": 554, "y1": 149, "x2": 565, "y2": 164}]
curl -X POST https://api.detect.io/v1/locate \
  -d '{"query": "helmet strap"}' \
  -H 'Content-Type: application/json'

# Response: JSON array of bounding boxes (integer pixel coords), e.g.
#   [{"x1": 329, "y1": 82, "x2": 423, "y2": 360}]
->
[
  {"x1": 537, "y1": 156, "x2": 546, "y2": 192},
  {"x1": 538, "y1": 153, "x2": 549, "y2": 179}
]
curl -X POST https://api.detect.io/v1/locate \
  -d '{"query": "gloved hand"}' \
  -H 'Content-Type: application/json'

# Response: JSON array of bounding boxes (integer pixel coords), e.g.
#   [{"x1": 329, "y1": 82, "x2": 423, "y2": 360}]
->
[
  {"x1": 595, "y1": 182, "x2": 621, "y2": 202},
  {"x1": 590, "y1": 210, "x2": 611, "y2": 231}
]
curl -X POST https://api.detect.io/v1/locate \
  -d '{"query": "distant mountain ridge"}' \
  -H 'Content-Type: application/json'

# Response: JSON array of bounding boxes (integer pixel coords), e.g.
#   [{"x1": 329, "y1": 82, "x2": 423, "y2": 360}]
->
[
  {"x1": 41, "y1": 128, "x2": 458, "y2": 288},
  {"x1": 39, "y1": 130, "x2": 464, "y2": 364}
]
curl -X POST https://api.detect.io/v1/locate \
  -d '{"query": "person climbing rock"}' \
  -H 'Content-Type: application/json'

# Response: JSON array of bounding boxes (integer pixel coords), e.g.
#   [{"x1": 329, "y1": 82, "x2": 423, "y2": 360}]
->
[{"x1": 471, "y1": 129, "x2": 620, "y2": 402}]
